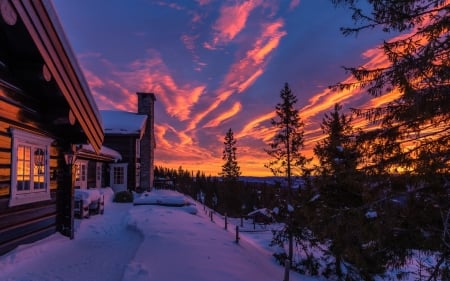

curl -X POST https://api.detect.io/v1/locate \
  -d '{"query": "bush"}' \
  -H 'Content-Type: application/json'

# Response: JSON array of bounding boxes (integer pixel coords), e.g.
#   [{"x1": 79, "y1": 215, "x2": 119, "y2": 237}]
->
[{"x1": 113, "y1": 190, "x2": 133, "y2": 203}]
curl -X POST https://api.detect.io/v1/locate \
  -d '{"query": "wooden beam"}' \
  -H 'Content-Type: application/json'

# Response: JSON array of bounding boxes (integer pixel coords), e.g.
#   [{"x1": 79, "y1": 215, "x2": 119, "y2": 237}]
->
[{"x1": 10, "y1": 0, "x2": 103, "y2": 153}]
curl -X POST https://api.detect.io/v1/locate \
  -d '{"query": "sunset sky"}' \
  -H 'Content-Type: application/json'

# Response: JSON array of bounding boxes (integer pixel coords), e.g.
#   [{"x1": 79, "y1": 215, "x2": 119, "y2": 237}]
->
[{"x1": 52, "y1": 0, "x2": 396, "y2": 176}]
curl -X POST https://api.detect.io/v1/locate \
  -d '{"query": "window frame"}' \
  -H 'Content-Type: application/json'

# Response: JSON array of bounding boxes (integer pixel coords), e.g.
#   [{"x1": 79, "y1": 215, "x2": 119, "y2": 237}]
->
[{"x1": 10, "y1": 128, "x2": 52, "y2": 206}]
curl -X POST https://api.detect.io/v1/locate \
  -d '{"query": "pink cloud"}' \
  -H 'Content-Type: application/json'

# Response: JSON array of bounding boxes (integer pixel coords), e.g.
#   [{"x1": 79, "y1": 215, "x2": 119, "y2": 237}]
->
[
  {"x1": 289, "y1": 0, "x2": 300, "y2": 10},
  {"x1": 208, "y1": 1, "x2": 261, "y2": 48}
]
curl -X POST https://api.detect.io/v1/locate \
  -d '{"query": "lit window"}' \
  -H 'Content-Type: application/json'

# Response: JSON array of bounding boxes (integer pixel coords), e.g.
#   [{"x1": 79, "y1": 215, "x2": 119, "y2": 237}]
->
[{"x1": 10, "y1": 128, "x2": 52, "y2": 206}]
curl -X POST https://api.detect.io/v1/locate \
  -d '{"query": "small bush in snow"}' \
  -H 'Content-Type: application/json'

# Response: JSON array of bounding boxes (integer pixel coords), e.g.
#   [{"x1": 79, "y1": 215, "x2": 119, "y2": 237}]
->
[{"x1": 113, "y1": 190, "x2": 133, "y2": 203}]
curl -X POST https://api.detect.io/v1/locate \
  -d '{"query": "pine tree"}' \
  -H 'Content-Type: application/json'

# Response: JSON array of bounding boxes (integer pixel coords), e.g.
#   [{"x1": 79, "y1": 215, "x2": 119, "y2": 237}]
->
[
  {"x1": 265, "y1": 82, "x2": 310, "y2": 187},
  {"x1": 312, "y1": 104, "x2": 367, "y2": 279},
  {"x1": 331, "y1": 0, "x2": 450, "y2": 178},
  {"x1": 219, "y1": 128, "x2": 241, "y2": 182},
  {"x1": 265, "y1": 82, "x2": 310, "y2": 281},
  {"x1": 314, "y1": 103, "x2": 359, "y2": 184},
  {"x1": 331, "y1": 1, "x2": 450, "y2": 278}
]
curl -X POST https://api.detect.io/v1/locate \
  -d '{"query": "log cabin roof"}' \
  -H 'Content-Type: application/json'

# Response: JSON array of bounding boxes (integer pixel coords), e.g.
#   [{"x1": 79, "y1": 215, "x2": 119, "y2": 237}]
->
[
  {"x1": 100, "y1": 110, "x2": 147, "y2": 138},
  {"x1": 1, "y1": 0, "x2": 103, "y2": 153}
]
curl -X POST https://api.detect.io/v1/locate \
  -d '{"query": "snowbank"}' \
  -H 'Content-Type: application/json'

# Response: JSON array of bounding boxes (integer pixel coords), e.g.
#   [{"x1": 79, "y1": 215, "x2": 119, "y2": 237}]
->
[{"x1": 133, "y1": 189, "x2": 198, "y2": 214}]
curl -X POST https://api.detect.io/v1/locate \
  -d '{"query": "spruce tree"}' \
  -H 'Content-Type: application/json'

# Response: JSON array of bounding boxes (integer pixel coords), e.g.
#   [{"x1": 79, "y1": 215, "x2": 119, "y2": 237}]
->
[
  {"x1": 331, "y1": 1, "x2": 450, "y2": 278},
  {"x1": 219, "y1": 128, "x2": 241, "y2": 182},
  {"x1": 265, "y1": 82, "x2": 310, "y2": 187},
  {"x1": 314, "y1": 103, "x2": 359, "y2": 186},
  {"x1": 312, "y1": 104, "x2": 367, "y2": 279},
  {"x1": 331, "y1": 0, "x2": 449, "y2": 178},
  {"x1": 265, "y1": 82, "x2": 310, "y2": 281}
]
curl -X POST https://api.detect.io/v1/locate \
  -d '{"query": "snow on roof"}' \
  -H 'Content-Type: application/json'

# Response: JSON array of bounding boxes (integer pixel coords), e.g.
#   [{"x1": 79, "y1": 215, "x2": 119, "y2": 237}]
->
[
  {"x1": 100, "y1": 110, "x2": 147, "y2": 135},
  {"x1": 79, "y1": 144, "x2": 122, "y2": 161}
]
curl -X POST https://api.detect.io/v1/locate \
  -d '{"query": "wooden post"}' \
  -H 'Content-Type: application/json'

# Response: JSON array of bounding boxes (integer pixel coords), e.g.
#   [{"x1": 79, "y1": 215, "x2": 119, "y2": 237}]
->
[
  {"x1": 210, "y1": 210, "x2": 213, "y2": 222},
  {"x1": 240, "y1": 216, "x2": 243, "y2": 227},
  {"x1": 225, "y1": 213, "x2": 228, "y2": 230},
  {"x1": 283, "y1": 259, "x2": 290, "y2": 281},
  {"x1": 235, "y1": 226, "x2": 239, "y2": 243}
]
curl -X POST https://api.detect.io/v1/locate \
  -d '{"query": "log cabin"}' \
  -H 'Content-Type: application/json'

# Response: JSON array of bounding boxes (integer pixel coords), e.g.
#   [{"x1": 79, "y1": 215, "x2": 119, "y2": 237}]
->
[
  {"x1": 0, "y1": 0, "x2": 104, "y2": 254},
  {"x1": 101, "y1": 92, "x2": 156, "y2": 192}
]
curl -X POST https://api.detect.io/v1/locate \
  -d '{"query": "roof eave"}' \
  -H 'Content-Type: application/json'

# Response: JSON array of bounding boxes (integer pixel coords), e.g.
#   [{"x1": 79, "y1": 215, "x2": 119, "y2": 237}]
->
[{"x1": 12, "y1": 0, "x2": 103, "y2": 153}]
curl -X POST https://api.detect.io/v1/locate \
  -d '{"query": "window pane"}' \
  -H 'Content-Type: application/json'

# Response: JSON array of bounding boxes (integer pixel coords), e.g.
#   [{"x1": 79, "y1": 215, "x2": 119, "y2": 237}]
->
[
  {"x1": 16, "y1": 145, "x2": 31, "y2": 191},
  {"x1": 33, "y1": 148, "x2": 46, "y2": 190},
  {"x1": 75, "y1": 164, "x2": 80, "y2": 181},
  {"x1": 113, "y1": 167, "x2": 124, "y2": 185}
]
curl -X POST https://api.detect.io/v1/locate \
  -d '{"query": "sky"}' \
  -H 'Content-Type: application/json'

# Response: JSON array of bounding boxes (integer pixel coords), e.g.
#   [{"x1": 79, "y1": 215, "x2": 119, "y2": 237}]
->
[
  {"x1": 0, "y1": 188, "x2": 431, "y2": 280},
  {"x1": 51, "y1": 0, "x2": 394, "y2": 176}
]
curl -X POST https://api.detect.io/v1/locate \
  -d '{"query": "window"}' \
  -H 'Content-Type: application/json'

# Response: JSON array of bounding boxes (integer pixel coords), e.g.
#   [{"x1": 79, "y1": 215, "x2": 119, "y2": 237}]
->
[
  {"x1": 10, "y1": 128, "x2": 52, "y2": 206},
  {"x1": 109, "y1": 163, "x2": 127, "y2": 191},
  {"x1": 113, "y1": 166, "x2": 125, "y2": 185},
  {"x1": 74, "y1": 160, "x2": 87, "y2": 189}
]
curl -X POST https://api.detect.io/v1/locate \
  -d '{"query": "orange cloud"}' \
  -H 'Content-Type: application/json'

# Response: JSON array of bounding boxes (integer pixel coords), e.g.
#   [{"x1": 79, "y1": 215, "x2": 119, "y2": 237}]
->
[
  {"x1": 247, "y1": 20, "x2": 286, "y2": 64},
  {"x1": 119, "y1": 51, "x2": 206, "y2": 121},
  {"x1": 204, "y1": 102, "x2": 242, "y2": 128},
  {"x1": 236, "y1": 111, "x2": 276, "y2": 142},
  {"x1": 186, "y1": 17, "x2": 286, "y2": 132}
]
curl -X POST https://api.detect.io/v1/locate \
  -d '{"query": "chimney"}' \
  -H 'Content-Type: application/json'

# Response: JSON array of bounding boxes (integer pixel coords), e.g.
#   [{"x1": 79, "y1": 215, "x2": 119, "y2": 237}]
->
[{"x1": 136, "y1": 92, "x2": 156, "y2": 190}]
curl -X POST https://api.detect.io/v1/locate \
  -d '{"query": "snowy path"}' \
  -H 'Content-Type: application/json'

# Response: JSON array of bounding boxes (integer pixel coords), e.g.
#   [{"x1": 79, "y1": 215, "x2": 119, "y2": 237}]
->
[
  {"x1": 123, "y1": 190, "x2": 309, "y2": 281},
  {"x1": 1, "y1": 201, "x2": 142, "y2": 281},
  {"x1": 0, "y1": 189, "x2": 315, "y2": 281}
]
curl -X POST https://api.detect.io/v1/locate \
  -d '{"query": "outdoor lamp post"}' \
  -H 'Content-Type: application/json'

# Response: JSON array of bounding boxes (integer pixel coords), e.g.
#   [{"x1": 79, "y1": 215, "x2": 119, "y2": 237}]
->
[{"x1": 63, "y1": 150, "x2": 77, "y2": 239}]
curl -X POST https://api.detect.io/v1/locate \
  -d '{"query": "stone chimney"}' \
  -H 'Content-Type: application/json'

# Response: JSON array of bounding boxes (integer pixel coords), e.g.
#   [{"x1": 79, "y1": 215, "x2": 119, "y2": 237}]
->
[{"x1": 137, "y1": 92, "x2": 156, "y2": 190}]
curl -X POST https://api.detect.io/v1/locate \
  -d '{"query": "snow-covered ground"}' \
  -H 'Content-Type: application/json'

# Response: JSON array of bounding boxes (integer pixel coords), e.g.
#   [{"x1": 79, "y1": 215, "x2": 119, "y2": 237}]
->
[{"x1": 0, "y1": 189, "x2": 318, "y2": 281}]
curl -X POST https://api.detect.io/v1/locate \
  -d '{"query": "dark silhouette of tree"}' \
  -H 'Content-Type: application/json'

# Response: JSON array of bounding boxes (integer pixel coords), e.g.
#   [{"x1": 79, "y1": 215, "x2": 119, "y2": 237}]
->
[
  {"x1": 314, "y1": 103, "x2": 359, "y2": 185},
  {"x1": 330, "y1": 1, "x2": 450, "y2": 279},
  {"x1": 331, "y1": 0, "x2": 449, "y2": 177},
  {"x1": 265, "y1": 82, "x2": 310, "y2": 281},
  {"x1": 312, "y1": 103, "x2": 367, "y2": 278},
  {"x1": 265, "y1": 82, "x2": 310, "y2": 187},
  {"x1": 219, "y1": 128, "x2": 241, "y2": 182}
]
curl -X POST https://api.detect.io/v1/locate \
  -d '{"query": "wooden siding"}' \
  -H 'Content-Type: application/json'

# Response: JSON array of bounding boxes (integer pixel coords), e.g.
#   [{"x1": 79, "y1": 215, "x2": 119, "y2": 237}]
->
[
  {"x1": 0, "y1": 191, "x2": 57, "y2": 255},
  {"x1": 0, "y1": 70, "x2": 68, "y2": 255},
  {"x1": 0, "y1": 0, "x2": 106, "y2": 255}
]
